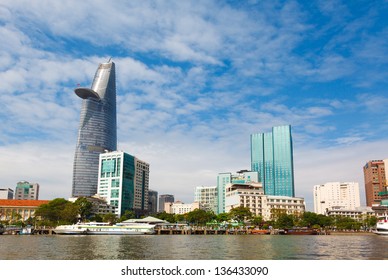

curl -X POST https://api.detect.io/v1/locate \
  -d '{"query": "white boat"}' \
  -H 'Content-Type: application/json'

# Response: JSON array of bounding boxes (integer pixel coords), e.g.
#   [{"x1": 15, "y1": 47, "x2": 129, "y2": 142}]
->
[
  {"x1": 53, "y1": 224, "x2": 88, "y2": 235},
  {"x1": 54, "y1": 222, "x2": 155, "y2": 235},
  {"x1": 374, "y1": 216, "x2": 388, "y2": 235}
]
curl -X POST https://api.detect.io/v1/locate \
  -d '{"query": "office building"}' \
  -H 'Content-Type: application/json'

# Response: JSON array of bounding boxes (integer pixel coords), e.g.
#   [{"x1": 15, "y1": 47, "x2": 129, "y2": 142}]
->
[
  {"x1": 148, "y1": 190, "x2": 158, "y2": 214},
  {"x1": 194, "y1": 186, "x2": 218, "y2": 213},
  {"x1": 72, "y1": 60, "x2": 117, "y2": 197},
  {"x1": 313, "y1": 182, "x2": 361, "y2": 215},
  {"x1": 0, "y1": 188, "x2": 14, "y2": 199},
  {"x1": 217, "y1": 170, "x2": 259, "y2": 214},
  {"x1": 97, "y1": 151, "x2": 149, "y2": 217},
  {"x1": 363, "y1": 160, "x2": 386, "y2": 206},
  {"x1": 15, "y1": 181, "x2": 39, "y2": 200},
  {"x1": 251, "y1": 125, "x2": 295, "y2": 197},
  {"x1": 158, "y1": 194, "x2": 174, "y2": 212}
]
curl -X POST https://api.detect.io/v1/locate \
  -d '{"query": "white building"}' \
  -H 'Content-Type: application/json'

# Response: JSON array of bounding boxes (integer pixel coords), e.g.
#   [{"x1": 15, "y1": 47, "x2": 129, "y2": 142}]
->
[
  {"x1": 225, "y1": 182, "x2": 305, "y2": 221},
  {"x1": 194, "y1": 186, "x2": 217, "y2": 213},
  {"x1": 325, "y1": 206, "x2": 375, "y2": 222},
  {"x1": 97, "y1": 151, "x2": 149, "y2": 217},
  {"x1": 313, "y1": 182, "x2": 361, "y2": 215},
  {"x1": 165, "y1": 201, "x2": 200, "y2": 215},
  {"x1": 0, "y1": 188, "x2": 14, "y2": 199}
]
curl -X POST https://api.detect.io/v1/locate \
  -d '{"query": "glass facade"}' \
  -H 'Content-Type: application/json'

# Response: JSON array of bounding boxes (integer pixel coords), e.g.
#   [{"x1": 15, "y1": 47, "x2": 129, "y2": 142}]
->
[
  {"x1": 97, "y1": 151, "x2": 149, "y2": 217},
  {"x1": 251, "y1": 125, "x2": 295, "y2": 197},
  {"x1": 72, "y1": 61, "x2": 117, "y2": 197}
]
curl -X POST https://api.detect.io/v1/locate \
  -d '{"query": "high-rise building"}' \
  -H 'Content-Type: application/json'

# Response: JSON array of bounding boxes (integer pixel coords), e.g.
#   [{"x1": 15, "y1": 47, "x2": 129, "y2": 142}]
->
[
  {"x1": 97, "y1": 151, "x2": 149, "y2": 217},
  {"x1": 15, "y1": 181, "x2": 39, "y2": 200},
  {"x1": 217, "y1": 170, "x2": 259, "y2": 214},
  {"x1": 363, "y1": 160, "x2": 386, "y2": 207},
  {"x1": 158, "y1": 194, "x2": 174, "y2": 212},
  {"x1": 313, "y1": 182, "x2": 361, "y2": 215},
  {"x1": 194, "y1": 186, "x2": 218, "y2": 213},
  {"x1": 250, "y1": 125, "x2": 295, "y2": 197},
  {"x1": 72, "y1": 60, "x2": 117, "y2": 197},
  {"x1": 148, "y1": 190, "x2": 158, "y2": 214}
]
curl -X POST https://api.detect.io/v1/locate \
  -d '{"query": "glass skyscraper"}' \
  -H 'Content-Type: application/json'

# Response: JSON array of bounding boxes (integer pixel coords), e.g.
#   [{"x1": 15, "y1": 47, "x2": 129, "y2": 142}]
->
[
  {"x1": 97, "y1": 151, "x2": 149, "y2": 217},
  {"x1": 250, "y1": 125, "x2": 295, "y2": 197},
  {"x1": 72, "y1": 60, "x2": 117, "y2": 197}
]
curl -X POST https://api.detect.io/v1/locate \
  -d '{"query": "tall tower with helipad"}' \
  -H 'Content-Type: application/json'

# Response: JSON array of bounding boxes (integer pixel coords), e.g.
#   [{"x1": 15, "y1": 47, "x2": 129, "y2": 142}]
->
[{"x1": 72, "y1": 60, "x2": 117, "y2": 197}]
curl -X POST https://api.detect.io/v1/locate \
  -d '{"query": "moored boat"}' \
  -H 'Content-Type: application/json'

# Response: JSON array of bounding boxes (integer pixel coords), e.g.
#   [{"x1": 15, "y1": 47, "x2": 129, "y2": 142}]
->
[
  {"x1": 279, "y1": 228, "x2": 318, "y2": 235},
  {"x1": 374, "y1": 216, "x2": 388, "y2": 235},
  {"x1": 251, "y1": 228, "x2": 270, "y2": 235},
  {"x1": 53, "y1": 224, "x2": 88, "y2": 235},
  {"x1": 54, "y1": 222, "x2": 156, "y2": 235}
]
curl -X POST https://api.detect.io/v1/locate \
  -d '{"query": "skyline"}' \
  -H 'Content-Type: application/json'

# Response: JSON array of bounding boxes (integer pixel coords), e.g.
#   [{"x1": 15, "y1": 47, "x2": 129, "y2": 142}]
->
[{"x1": 0, "y1": 1, "x2": 387, "y2": 211}]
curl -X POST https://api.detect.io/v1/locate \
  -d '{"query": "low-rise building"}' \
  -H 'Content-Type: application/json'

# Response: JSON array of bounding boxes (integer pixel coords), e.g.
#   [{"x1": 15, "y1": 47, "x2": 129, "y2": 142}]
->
[
  {"x1": 164, "y1": 201, "x2": 200, "y2": 215},
  {"x1": 225, "y1": 182, "x2": 305, "y2": 221},
  {"x1": 325, "y1": 206, "x2": 376, "y2": 222},
  {"x1": 0, "y1": 199, "x2": 50, "y2": 221}
]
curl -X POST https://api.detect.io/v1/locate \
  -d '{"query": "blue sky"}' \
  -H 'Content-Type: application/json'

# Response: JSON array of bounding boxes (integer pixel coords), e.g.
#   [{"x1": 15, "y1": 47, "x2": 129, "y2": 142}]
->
[{"x1": 0, "y1": 0, "x2": 387, "y2": 210}]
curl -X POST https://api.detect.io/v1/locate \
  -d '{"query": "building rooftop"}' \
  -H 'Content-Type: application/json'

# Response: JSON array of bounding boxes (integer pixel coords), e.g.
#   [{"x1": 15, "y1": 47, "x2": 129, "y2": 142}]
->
[{"x1": 0, "y1": 199, "x2": 50, "y2": 207}]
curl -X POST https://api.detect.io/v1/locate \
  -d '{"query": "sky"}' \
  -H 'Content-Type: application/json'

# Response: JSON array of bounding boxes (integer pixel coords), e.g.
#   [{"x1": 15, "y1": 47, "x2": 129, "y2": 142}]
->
[{"x1": 0, "y1": 0, "x2": 387, "y2": 211}]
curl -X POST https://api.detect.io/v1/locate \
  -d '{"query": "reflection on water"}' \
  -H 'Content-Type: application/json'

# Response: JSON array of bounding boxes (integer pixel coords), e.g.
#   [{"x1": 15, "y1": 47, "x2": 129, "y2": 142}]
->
[{"x1": 1, "y1": 234, "x2": 387, "y2": 260}]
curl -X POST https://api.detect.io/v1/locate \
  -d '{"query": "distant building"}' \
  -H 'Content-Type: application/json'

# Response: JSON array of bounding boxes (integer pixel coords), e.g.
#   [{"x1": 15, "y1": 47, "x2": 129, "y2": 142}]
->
[
  {"x1": 15, "y1": 181, "x2": 39, "y2": 200},
  {"x1": 217, "y1": 170, "x2": 259, "y2": 214},
  {"x1": 251, "y1": 125, "x2": 295, "y2": 197},
  {"x1": 148, "y1": 190, "x2": 158, "y2": 214},
  {"x1": 165, "y1": 201, "x2": 200, "y2": 215},
  {"x1": 325, "y1": 206, "x2": 376, "y2": 222},
  {"x1": 363, "y1": 160, "x2": 386, "y2": 206},
  {"x1": 97, "y1": 151, "x2": 149, "y2": 217},
  {"x1": 225, "y1": 182, "x2": 305, "y2": 221},
  {"x1": 0, "y1": 188, "x2": 14, "y2": 200},
  {"x1": 194, "y1": 186, "x2": 217, "y2": 213},
  {"x1": 69, "y1": 194, "x2": 116, "y2": 217},
  {"x1": 0, "y1": 199, "x2": 50, "y2": 221},
  {"x1": 313, "y1": 182, "x2": 361, "y2": 215},
  {"x1": 158, "y1": 194, "x2": 174, "y2": 212}
]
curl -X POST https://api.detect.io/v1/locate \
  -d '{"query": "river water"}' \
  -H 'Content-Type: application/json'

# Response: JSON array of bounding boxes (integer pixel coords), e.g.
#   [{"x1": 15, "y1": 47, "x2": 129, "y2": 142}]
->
[{"x1": 1, "y1": 234, "x2": 387, "y2": 260}]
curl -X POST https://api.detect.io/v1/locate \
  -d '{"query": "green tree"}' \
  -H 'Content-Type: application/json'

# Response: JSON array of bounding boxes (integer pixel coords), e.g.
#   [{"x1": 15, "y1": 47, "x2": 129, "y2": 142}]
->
[
  {"x1": 35, "y1": 198, "x2": 76, "y2": 226},
  {"x1": 250, "y1": 215, "x2": 263, "y2": 227},
  {"x1": 276, "y1": 213, "x2": 294, "y2": 229},
  {"x1": 102, "y1": 213, "x2": 117, "y2": 224},
  {"x1": 185, "y1": 209, "x2": 215, "y2": 225},
  {"x1": 74, "y1": 197, "x2": 93, "y2": 221},
  {"x1": 118, "y1": 210, "x2": 136, "y2": 222},
  {"x1": 228, "y1": 206, "x2": 252, "y2": 223},
  {"x1": 216, "y1": 213, "x2": 230, "y2": 223},
  {"x1": 153, "y1": 212, "x2": 176, "y2": 223}
]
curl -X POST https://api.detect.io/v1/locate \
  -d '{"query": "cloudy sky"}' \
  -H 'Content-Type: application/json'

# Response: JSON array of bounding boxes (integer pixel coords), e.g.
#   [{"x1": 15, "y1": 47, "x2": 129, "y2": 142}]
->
[{"x1": 0, "y1": 0, "x2": 387, "y2": 211}]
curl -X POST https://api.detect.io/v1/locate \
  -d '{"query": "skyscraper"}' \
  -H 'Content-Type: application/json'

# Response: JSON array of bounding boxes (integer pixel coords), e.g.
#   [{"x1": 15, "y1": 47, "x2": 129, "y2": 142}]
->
[
  {"x1": 97, "y1": 151, "x2": 150, "y2": 217},
  {"x1": 250, "y1": 125, "x2": 295, "y2": 197},
  {"x1": 72, "y1": 60, "x2": 117, "y2": 197},
  {"x1": 363, "y1": 160, "x2": 386, "y2": 207}
]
